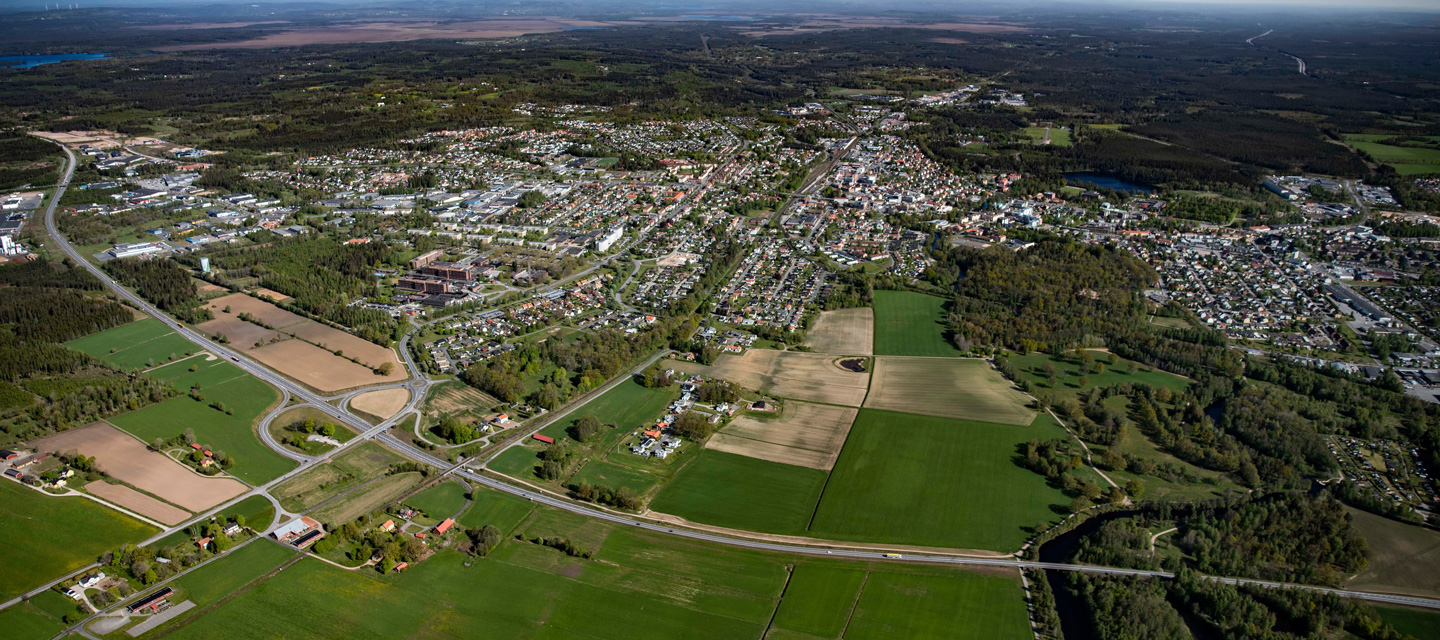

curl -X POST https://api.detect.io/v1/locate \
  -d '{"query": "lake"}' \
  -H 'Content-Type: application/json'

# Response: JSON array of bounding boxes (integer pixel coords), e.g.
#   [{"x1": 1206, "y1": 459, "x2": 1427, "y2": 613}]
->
[
  {"x1": 0, "y1": 53, "x2": 110, "y2": 69},
  {"x1": 1064, "y1": 172, "x2": 1155, "y2": 194}
]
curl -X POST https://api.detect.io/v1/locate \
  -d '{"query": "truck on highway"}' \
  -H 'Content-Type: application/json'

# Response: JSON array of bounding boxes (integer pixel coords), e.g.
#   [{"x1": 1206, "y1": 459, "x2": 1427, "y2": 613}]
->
[{"x1": 883, "y1": 553, "x2": 902, "y2": 559}]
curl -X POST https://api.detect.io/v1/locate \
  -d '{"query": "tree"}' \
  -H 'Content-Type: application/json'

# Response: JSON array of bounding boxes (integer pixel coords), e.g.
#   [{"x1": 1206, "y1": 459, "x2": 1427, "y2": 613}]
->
[
  {"x1": 672, "y1": 412, "x2": 714, "y2": 441},
  {"x1": 150, "y1": 437, "x2": 165, "y2": 452},
  {"x1": 1125, "y1": 479, "x2": 1146, "y2": 499},
  {"x1": 377, "y1": 362, "x2": 395, "y2": 376},
  {"x1": 568, "y1": 415, "x2": 601, "y2": 442},
  {"x1": 518, "y1": 190, "x2": 547, "y2": 209}
]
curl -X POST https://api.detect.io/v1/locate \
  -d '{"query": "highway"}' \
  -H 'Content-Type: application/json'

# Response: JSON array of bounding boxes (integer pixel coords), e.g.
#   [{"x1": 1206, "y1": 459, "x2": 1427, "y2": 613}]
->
[{"x1": 31, "y1": 137, "x2": 1440, "y2": 633}]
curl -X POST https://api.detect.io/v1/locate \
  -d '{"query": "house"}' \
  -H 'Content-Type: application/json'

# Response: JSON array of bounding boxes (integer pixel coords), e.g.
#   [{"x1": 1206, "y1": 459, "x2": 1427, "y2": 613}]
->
[
  {"x1": 272, "y1": 516, "x2": 322, "y2": 544},
  {"x1": 434, "y1": 518, "x2": 455, "y2": 535},
  {"x1": 380, "y1": 519, "x2": 396, "y2": 533},
  {"x1": 79, "y1": 572, "x2": 106, "y2": 589},
  {"x1": 0, "y1": 449, "x2": 20, "y2": 461},
  {"x1": 222, "y1": 523, "x2": 241, "y2": 536},
  {"x1": 393, "y1": 561, "x2": 408, "y2": 573},
  {"x1": 196, "y1": 537, "x2": 212, "y2": 549},
  {"x1": 532, "y1": 434, "x2": 555, "y2": 445},
  {"x1": 126, "y1": 587, "x2": 173, "y2": 613}
]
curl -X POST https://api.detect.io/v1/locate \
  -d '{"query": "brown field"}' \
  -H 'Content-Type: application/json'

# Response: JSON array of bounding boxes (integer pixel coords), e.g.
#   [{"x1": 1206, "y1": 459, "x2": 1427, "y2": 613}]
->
[
  {"x1": 706, "y1": 402, "x2": 857, "y2": 470},
  {"x1": 31, "y1": 423, "x2": 247, "y2": 512},
  {"x1": 802, "y1": 307, "x2": 874, "y2": 355},
  {"x1": 254, "y1": 288, "x2": 292, "y2": 302},
  {"x1": 310, "y1": 472, "x2": 423, "y2": 526},
  {"x1": 864, "y1": 356, "x2": 1035, "y2": 426},
  {"x1": 272, "y1": 465, "x2": 350, "y2": 512},
  {"x1": 31, "y1": 130, "x2": 122, "y2": 147},
  {"x1": 84, "y1": 482, "x2": 189, "y2": 525},
  {"x1": 199, "y1": 293, "x2": 404, "y2": 393},
  {"x1": 670, "y1": 350, "x2": 869, "y2": 406},
  {"x1": 157, "y1": 18, "x2": 632, "y2": 51},
  {"x1": 249, "y1": 340, "x2": 391, "y2": 393},
  {"x1": 196, "y1": 316, "x2": 282, "y2": 349},
  {"x1": 1345, "y1": 507, "x2": 1440, "y2": 598},
  {"x1": 350, "y1": 388, "x2": 409, "y2": 420},
  {"x1": 425, "y1": 382, "x2": 501, "y2": 419}
]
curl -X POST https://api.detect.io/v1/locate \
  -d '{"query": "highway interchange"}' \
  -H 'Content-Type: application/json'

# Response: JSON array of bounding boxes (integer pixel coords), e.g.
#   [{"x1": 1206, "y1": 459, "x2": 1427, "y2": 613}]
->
[{"x1": 22, "y1": 141, "x2": 1440, "y2": 637}]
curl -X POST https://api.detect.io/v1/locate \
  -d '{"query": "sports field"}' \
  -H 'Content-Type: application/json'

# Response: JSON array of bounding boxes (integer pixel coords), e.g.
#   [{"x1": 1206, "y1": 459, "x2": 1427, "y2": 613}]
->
[
  {"x1": 650, "y1": 449, "x2": 829, "y2": 536},
  {"x1": 871, "y1": 290, "x2": 961, "y2": 357},
  {"x1": 108, "y1": 357, "x2": 292, "y2": 485},
  {"x1": 669, "y1": 350, "x2": 869, "y2": 406},
  {"x1": 404, "y1": 481, "x2": 469, "y2": 520},
  {"x1": 1344, "y1": 134, "x2": 1440, "y2": 175},
  {"x1": 0, "y1": 479, "x2": 157, "y2": 600},
  {"x1": 810, "y1": 409, "x2": 1076, "y2": 551},
  {"x1": 802, "y1": 307, "x2": 874, "y2": 355},
  {"x1": 864, "y1": 356, "x2": 1034, "y2": 425},
  {"x1": 66, "y1": 317, "x2": 201, "y2": 370}
]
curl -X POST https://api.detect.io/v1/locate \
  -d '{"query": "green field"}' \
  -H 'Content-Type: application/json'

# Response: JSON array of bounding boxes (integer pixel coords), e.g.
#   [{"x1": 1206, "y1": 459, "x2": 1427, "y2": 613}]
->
[
  {"x1": 1344, "y1": 134, "x2": 1440, "y2": 176},
  {"x1": 0, "y1": 598, "x2": 68, "y2": 640},
  {"x1": 174, "y1": 541, "x2": 297, "y2": 608},
  {"x1": 66, "y1": 317, "x2": 201, "y2": 371},
  {"x1": 455, "y1": 485, "x2": 533, "y2": 534},
  {"x1": 226, "y1": 494, "x2": 277, "y2": 531},
  {"x1": 403, "y1": 481, "x2": 468, "y2": 520},
  {"x1": 570, "y1": 458, "x2": 664, "y2": 496},
  {"x1": 772, "y1": 564, "x2": 867, "y2": 638},
  {"x1": 1023, "y1": 126, "x2": 1072, "y2": 147},
  {"x1": 651, "y1": 450, "x2": 830, "y2": 536},
  {"x1": 0, "y1": 480, "x2": 158, "y2": 600},
  {"x1": 310, "y1": 472, "x2": 423, "y2": 526},
  {"x1": 108, "y1": 356, "x2": 292, "y2": 484},
  {"x1": 1376, "y1": 605, "x2": 1440, "y2": 640},
  {"x1": 844, "y1": 568, "x2": 1032, "y2": 639},
  {"x1": 871, "y1": 290, "x2": 961, "y2": 357},
  {"x1": 810, "y1": 409, "x2": 1077, "y2": 552},
  {"x1": 1008, "y1": 351, "x2": 1191, "y2": 399},
  {"x1": 1345, "y1": 507, "x2": 1440, "y2": 599},
  {"x1": 273, "y1": 442, "x2": 406, "y2": 512}
]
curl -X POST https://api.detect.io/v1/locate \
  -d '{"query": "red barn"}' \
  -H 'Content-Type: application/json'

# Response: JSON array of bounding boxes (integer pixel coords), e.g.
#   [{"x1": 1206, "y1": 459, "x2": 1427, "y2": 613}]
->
[{"x1": 532, "y1": 434, "x2": 555, "y2": 445}]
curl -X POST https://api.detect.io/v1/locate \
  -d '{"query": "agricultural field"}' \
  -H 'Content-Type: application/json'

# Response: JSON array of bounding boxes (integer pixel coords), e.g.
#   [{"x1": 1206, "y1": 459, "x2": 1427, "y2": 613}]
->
[
  {"x1": 174, "y1": 541, "x2": 297, "y2": 608},
  {"x1": 30, "y1": 423, "x2": 247, "y2": 514},
  {"x1": 84, "y1": 481, "x2": 190, "y2": 525},
  {"x1": 1007, "y1": 351, "x2": 1191, "y2": 399},
  {"x1": 271, "y1": 441, "x2": 407, "y2": 512},
  {"x1": 403, "y1": 480, "x2": 469, "y2": 521},
  {"x1": 669, "y1": 350, "x2": 869, "y2": 406},
  {"x1": 864, "y1": 356, "x2": 1034, "y2": 425},
  {"x1": 569, "y1": 459, "x2": 665, "y2": 496},
  {"x1": 871, "y1": 290, "x2": 961, "y2": 357},
  {"x1": 106, "y1": 356, "x2": 293, "y2": 485},
  {"x1": 348, "y1": 388, "x2": 409, "y2": 421},
  {"x1": 422, "y1": 380, "x2": 501, "y2": 423},
  {"x1": 1344, "y1": 134, "x2": 1440, "y2": 176},
  {"x1": 802, "y1": 307, "x2": 874, "y2": 355},
  {"x1": 309, "y1": 472, "x2": 424, "y2": 526},
  {"x1": 770, "y1": 564, "x2": 867, "y2": 638},
  {"x1": 227, "y1": 494, "x2": 278, "y2": 531},
  {"x1": 0, "y1": 479, "x2": 157, "y2": 600},
  {"x1": 705, "y1": 401, "x2": 857, "y2": 470},
  {"x1": 1344, "y1": 507, "x2": 1440, "y2": 599},
  {"x1": 0, "y1": 596, "x2": 68, "y2": 640},
  {"x1": 843, "y1": 567, "x2": 1031, "y2": 639},
  {"x1": 650, "y1": 449, "x2": 829, "y2": 536},
  {"x1": 810, "y1": 409, "x2": 1078, "y2": 552},
  {"x1": 66, "y1": 317, "x2": 200, "y2": 371},
  {"x1": 1375, "y1": 605, "x2": 1440, "y2": 640},
  {"x1": 454, "y1": 486, "x2": 533, "y2": 534}
]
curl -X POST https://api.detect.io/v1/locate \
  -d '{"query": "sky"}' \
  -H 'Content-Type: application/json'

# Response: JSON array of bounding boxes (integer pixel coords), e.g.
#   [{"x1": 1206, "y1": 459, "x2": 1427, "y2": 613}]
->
[{"x1": 3, "y1": 0, "x2": 1438, "y2": 12}]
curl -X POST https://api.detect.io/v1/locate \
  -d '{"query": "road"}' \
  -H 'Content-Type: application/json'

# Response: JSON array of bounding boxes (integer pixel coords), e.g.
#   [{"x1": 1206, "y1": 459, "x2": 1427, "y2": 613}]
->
[{"x1": 29, "y1": 136, "x2": 1440, "y2": 636}]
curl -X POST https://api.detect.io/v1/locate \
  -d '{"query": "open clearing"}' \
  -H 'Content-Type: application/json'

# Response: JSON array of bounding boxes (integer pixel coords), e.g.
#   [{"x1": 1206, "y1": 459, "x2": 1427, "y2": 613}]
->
[
  {"x1": 31, "y1": 423, "x2": 247, "y2": 512},
  {"x1": 705, "y1": 401, "x2": 857, "y2": 470},
  {"x1": 864, "y1": 356, "x2": 1034, "y2": 425},
  {"x1": 199, "y1": 293, "x2": 405, "y2": 393},
  {"x1": 405, "y1": 481, "x2": 469, "y2": 520},
  {"x1": 0, "y1": 479, "x2": 156, "y2": 601},
  {"x1": 311, "y1": 472, "x2": 424, "y2": 526},
  {"x1": 1343, "y1": 134, "x2": 1440, "y2": 175},
  {"x1": 272, "y1": 441, "x2": 407, "y2": 512},
  {"x1": 424, "y1": 380, "x2": 501, "y2": 421},
  {"x1": 1008, "y1": 352, "x2": 1191, "y2": 399},
  {"x1": 810, "y1": 409, "x2": 1079, "y2": 552},
  {"x1": 669, "y1": 350, "x2": 868, "y2": 406},
  {"x1": 84, "y1": 481, "x2": 189, "y2": 525},
  {"x1": 651, "y1": 449, "x2": 830, "y2": 536},
  {"x1": 350, "y1": 388, "x2": 409, "y2": 420},
  {"x1": 67, "y1": 317, "x2": 201, "y2": 371},
  {"x1": 872, "y1": 290, "x2": 961, "y2": 357},
  {"x1": 802, "y1": 307, "x2": 874, "y2": 355},
  {"x1": 1345, "y1": 507, "x2": 1440, "y2": 599}
]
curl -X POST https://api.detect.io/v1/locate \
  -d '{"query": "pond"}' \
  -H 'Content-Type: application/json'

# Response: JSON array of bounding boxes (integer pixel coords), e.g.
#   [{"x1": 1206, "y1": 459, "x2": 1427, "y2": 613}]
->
[
  {"x1": 1064, "y1": 172, "x2": 1156, "y2": 194},
  {"x1": 0, "y1": 53, "x2": 109, "y2": 69}
]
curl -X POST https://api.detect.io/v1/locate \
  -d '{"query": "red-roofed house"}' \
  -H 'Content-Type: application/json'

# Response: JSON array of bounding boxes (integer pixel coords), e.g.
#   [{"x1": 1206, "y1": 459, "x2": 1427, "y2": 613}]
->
[
  {"x1": 532, "y1": 434, "x2": 555, "y2": 445},
  {"x1": 434, "y1": 518, "x2": 454, "y2": 535}
]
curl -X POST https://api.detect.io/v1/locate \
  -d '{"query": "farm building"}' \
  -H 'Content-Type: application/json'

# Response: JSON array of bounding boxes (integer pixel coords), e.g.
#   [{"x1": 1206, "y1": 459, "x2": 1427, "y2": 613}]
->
[
  {"x1": 532, "y1": 434, "x2": 555, "y2": 445},
  {"x1": 273, "y1": 516, "x2": 323, "y2": 547},
  {"x1": 434, "y1": 518, "x2": 455, "y2": 535},
  {"x1": 127, "y1": 587, "x2": 173, "y2": 613}
]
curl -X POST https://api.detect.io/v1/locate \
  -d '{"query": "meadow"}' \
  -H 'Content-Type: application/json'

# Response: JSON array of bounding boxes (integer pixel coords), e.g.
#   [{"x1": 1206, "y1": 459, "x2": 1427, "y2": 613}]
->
[
  {"x1": 272, "y1": 442, "x2": 406, "y2": 512},
  {"x1": 871, "y1": 290, "x2": 961, "y2": 357},
  {"x1": 0, "y1": 480, "x2": 157, "y2": 600},
  {"x1": 403, "y1": 481, "x2": 469, "y2": 521},
  {"x1": 650, "y1": 449, "x2": 829, "y2": 535},
  {"x1": 310, "y1": 472, "x2": 423, "y2": 526},
  {"x1": 66, "y1": 317, "x2": 200, "y2": 371},
  {"x1": 173, "y1": 540, "x2": 297, "y2": 608},
  {"x1": 0, "y1": 597, "x2": 68, "y2": 640},
  {"x1": 770, "y1": 564, "x2": 867, "y2": 638},
  {"x1": 1008, "y1": 351, "x2": 1191, "y2": 399},
  {"x1": 108, "y1": 356, "x2": 292, "y2": 484},
  {"x1": 1344, "y1": 134, "x2": 1440, "y2": 175},
  {"x1": 455, "y1": 486, "x2": 534, "y2": 534},
  {"x1": 810, "y1": 409, "x2": 1077, "y2": 552}
]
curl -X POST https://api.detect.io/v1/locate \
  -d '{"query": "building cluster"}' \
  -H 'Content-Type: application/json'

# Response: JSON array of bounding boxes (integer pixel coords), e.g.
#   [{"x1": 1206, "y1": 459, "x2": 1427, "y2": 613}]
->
[{"x1": 1328, "y1": 436, "x2": 1438, "y2": 511}]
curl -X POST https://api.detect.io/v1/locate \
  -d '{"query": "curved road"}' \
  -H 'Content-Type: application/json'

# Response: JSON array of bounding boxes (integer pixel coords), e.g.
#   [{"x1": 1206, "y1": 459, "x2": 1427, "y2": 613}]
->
[{"x1": 35, "y1": 138, "x2": 1440, "y2": 619}]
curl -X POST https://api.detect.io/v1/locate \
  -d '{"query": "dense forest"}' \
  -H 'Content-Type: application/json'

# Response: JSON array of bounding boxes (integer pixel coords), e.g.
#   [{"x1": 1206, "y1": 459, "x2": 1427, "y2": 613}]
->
[{"x1": 103, "y1": 257, "x2": 213, "y2": 325}]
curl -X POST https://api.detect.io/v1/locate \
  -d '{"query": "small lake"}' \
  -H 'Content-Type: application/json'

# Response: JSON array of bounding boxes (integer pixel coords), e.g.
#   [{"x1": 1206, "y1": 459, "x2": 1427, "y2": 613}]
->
[
  {"x1": 1064, "y1": 172, "x2": 1155, "y2": 194},
  {"x1": 0, "y1": 53, "x2": 110, "y2": 69}
]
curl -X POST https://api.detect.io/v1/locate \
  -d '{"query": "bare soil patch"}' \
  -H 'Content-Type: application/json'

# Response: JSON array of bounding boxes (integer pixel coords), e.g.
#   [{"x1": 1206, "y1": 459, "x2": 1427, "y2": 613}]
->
[
  {"x1": 803, "y1": 307, "x2": 874, "y2": 356},
  {"x1": 864, "y1": 356, "x2": 1035, "y2": 426},
  {"x1": 286, "y1": 322, "x2": 402, "y2": 373},
  {"x1": 670, "y1": 350, "x2": 869, "y2": 406},
  {"x1": 249, "y1": 340, "x2": 389, "y2": 393},
  {"x1": 204, "y1": 293, "x2": 307, "y2": 330},
  {"x1": 350, "y1": 388, "x2": 409, "y2": 420},
  {"x1": 84, "y1": 482, "x2": 189, "y2": 525},
  {"x1": 706, "y1": 402, "x2": 857, "y2": 470},
  {"x1": 425, "y1": 383, "x2": 501, "y2": 420},
  {"x1": 196, "y1": 316, "x2": 282, "y2": 349},
  {"x1": 254, "y1": 288, "x2": 292, "y2": 302},
  {"x1": 32, "y1": 423, "x2": 246, "y2": 512},
  {"x1": 157, "y1": 18, "x2": 630, "y2": 51}
]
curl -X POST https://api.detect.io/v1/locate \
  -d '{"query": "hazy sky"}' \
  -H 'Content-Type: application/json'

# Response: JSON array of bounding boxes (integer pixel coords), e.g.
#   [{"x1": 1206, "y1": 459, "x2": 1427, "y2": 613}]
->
[{"x1": 5, "y1": 0, "x2": 1439, "y2": 12}]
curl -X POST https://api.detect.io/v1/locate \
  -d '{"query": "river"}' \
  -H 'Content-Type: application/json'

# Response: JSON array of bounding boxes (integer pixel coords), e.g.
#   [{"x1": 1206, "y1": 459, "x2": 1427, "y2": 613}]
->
[{"x1": 0, "y1": 53, "x2": 109, "y2": 69}]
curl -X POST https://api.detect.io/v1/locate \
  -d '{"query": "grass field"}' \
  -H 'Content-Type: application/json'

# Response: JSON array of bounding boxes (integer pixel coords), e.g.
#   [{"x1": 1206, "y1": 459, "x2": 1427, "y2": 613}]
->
[
  {"x1": 772, "y1": 564, "x2": 867, "y2": 638},
  {"x1": 0, "y1": 480, "x2": 157, "y2": 600},
  {"x1": 651, "y1": 449, "x2": 830, "y2": 536},
  {"x1": 272, "y1": 442, "x2": 406, "y2": 512},
  {"x1": 1023, "y1": 126, "x2": 1072, "y2": 147},
  {"x1": 108, "y1": 357, "x2": 292, "y2": 484},
  {"x1": 267, "y1": 406, "x2": 357, "y2": 456},
  {"x1": 810, "y1": 409, "x2": 1077, "y2": 552},
  {"x1": 0, "y1": 598, "x2": 68, "y2": 640},
  {"x1": 403, "y1": 481, "x2": 468, "y2": 520},
  {"x1": 1344, "y1": 134, "x2": 1440, "y2": 176},
  {"x1": 1345, "y1": 507, "x2": 1440, "y2": 599},
  {"x1": 864, "y1": 356, "x2": 1034, "y2": 425},
  {"x1": 310, "y1": 472, "x2": 422, "y2": 526},
  {"x1": 66, "y1": 318, "x2": 200, "y2": 371},
  {"x1": 1104, "y1": 422, "x2": 1238, "y2": 501},
  {"x1": 570, "y1": 458, "x2": 665, "y2": 495},
  {"x1": 1008, "y1": 352, "x2": 1191, "y2": 399},
  {"x1": 844, "y1": 568, "x2": 1031, "y2": 639},
  {"x1": 174, "y1": 541, "x2": 297, "y2": 608},
  {"x1": 1375, "y1": 605, "x2": 1440, "y2": 640},
  {"x1": 455, "y1": 486, "x2": 533, "y2": 534},
  {"x1": 871, "y1": 290, "x2": 961, "y2": 357}
]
